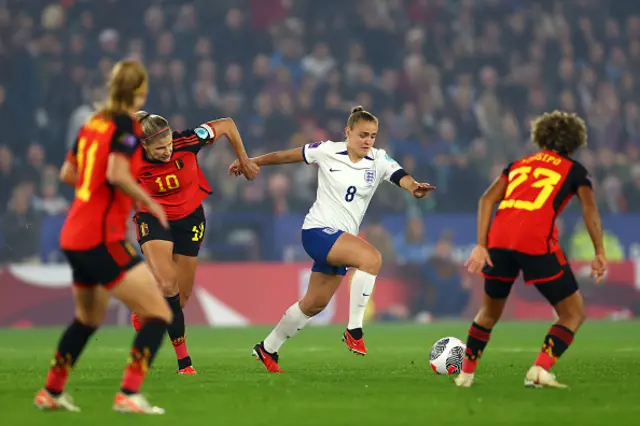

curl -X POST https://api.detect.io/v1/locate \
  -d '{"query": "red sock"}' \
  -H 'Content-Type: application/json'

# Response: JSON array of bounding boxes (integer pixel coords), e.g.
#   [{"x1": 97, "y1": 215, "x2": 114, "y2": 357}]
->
[
  {"x1": 172, "y1": 337, "x2": 189, "y2": 360},
  {"x1": 534, "y1": 352, "x2": 556, "y2": 371},
  {"x1": 534, "y1": 324, "x2": 575, "y2": 371},
  {"x1": 45, "y1": 353, "x2": 70, "y2": 394},
  {"x1": 462, "y1": 358, "x2": 478, "y2": 374},
  {"x1": 120, "y1": 349, "x2": 149, "y2": 394}
]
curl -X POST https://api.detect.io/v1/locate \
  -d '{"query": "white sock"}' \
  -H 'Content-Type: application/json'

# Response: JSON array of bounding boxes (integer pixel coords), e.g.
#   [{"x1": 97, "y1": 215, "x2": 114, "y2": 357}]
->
[
  {"x1": 347, "y1": 269, "x2": 377, "y2": 330},
  {"x1": 263, "y1": 302, "x2": 311, "y2": 353}
]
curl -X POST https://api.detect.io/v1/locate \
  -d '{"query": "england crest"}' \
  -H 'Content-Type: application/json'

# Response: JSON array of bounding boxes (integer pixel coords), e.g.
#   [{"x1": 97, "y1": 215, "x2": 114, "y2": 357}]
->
[{"x1": 364, "y1": 169, "x2": 376, "y2": 185}]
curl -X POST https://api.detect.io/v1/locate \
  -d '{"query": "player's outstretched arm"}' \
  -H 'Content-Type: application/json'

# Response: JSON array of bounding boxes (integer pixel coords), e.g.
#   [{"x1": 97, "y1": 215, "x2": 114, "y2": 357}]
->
[
  {"x1": 228, "y1": 147, "x2": 304, "y2": 176},
  {"x1": 577, "y1": 185, "x2": 607, "y2": 282},
  {"x1": 106, "y1": 153, "x2": 169, "y2": 228},
  {"x1": 209, "y1": 118, "x2": 259, "y2": 180},
  {"x1": 397, "y1": 174, "x2": 436, "y2": 198}
]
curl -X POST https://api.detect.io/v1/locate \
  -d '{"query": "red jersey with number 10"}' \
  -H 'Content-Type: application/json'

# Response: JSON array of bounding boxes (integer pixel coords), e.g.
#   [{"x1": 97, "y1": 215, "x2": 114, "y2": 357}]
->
[
  {"x1": 136, "y1": 123, "x2": 215, "y2": 221},
  {"x1": 488, "y1": 150, "x2": 592, "y2": 255},
  {"x1": 61, "y1": 114, "x2": 143, "y2": 250}
]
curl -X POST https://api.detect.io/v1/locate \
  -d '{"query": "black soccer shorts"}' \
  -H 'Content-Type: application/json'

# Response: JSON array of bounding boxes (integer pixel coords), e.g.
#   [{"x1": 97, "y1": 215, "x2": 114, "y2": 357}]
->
[
  {"x1": 134, "y1": 205, "x2": 206, "y2": 257},
  {"x1": 63, "y1": 240, "x2": 142, "y2": 289},
  {"x1": 482, "y1": 248, "x2": 579, "y2": 305}
]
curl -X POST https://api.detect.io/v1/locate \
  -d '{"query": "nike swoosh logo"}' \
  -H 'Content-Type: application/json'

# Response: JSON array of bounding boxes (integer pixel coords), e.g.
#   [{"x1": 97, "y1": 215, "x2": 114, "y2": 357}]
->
[
  {"x1": 362, "y1": 293, "x2": 370, "y2": 297},
  {"x1": 329, "y1": 168, "x2": 341, "y2": 172}
]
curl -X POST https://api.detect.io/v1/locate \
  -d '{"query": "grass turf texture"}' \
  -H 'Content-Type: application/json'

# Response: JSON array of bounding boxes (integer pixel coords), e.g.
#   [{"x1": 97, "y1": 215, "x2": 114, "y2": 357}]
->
[{"x1": 1, "y1": 322, "x2": 639, "y2": 426}]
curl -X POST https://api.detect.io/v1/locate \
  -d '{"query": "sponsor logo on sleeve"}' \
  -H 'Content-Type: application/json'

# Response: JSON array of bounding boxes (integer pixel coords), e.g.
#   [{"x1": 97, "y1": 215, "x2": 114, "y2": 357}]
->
[
  {"x1": 195, "y1": 127, "x2": 209, "y2": 140},
  {"x1": 120, "y1": 133, "x2": 138, "y2": 148}
]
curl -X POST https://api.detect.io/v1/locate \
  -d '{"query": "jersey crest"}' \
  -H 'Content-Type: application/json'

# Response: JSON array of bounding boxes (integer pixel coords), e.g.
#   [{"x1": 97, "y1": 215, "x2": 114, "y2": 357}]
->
[
  {"x1": 364, "y1": 169, "x2": 376, "y2": 185},
  {"x1": 322, "y1": 227, "x2": 339, "y2": 235},
  {"x1": 139, "y1": 221, "x2": 149, "y2": 237}
]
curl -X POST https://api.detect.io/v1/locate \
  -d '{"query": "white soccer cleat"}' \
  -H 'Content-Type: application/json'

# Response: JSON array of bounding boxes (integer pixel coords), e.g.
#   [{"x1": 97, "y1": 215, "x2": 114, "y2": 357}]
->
[
  {"x1": 113, "y1": 392, "x2": 165, "y2": 414},
  {"x1": 34, "y1": 389, "x2": 81, "y2": 412},
  {"x1": 524, "y1": 366, "x2": 568, "y2": 389},
  {"x1": 454, "y1": 371, "x2": 475, "y2": 387}
]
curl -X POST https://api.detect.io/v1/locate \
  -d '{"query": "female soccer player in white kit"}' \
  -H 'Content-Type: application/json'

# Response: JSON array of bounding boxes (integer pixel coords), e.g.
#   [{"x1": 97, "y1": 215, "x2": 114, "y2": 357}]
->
[{"x1": 229, "y1": 106, "x2": 435, "y2": 372}]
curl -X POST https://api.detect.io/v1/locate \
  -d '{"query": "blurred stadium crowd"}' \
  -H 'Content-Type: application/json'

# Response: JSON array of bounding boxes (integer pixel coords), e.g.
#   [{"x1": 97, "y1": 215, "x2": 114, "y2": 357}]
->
[{"x1": 1, "y1": 0, "x2": 640, "y2": 265}]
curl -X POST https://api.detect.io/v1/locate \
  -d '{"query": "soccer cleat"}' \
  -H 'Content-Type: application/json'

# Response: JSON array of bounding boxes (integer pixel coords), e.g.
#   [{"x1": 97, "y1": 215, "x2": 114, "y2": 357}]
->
[
  {"x1": 252, "y1": 342, "x2": 283, "y2": 373},
  {"x1": 524, "y1": 366, "x2": 568, "y2": 389},
  {"x1": 342, "y1": 329, "x2": 367, "y2": 355},
  {"x1": 113, "y1": 392, "x2": 165, "y2": 414},
  {"x1": 131, "y1": 312, "x2": 143, "y2": 332},
  {"x1": 454, "y1": 372, "x2": 475, "y2": 387},
  {"x1": 178, "y1": 365, "x2": 197, "y2": 375},
  {"x1": 34, "y1": 388, "x2": 81, "y2": 412}
]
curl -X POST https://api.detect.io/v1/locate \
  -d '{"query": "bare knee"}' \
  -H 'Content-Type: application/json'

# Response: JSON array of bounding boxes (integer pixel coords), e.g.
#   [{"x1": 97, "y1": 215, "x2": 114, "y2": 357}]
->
[
  {"x1": 74, "y1": 309, "x2": 104, "y2": 328},
  {"x1": 358, "y1": 249, "x2": 382, "y2": 275},
  {"x1": 157, "y1": 268, "x2": 179, "y2": 297},
  {"x1": 299, "y1": 295, "x2": 330, "y2": 317},
  {"x1": 140, "y1": 302, "x2": 173, "y2": 325}
]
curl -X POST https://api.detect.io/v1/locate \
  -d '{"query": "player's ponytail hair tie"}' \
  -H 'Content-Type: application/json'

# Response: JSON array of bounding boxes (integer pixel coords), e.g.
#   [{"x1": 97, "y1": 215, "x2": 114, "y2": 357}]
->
[{"x1": 139, "y1": 112, "x2": 151, "y2": 123}]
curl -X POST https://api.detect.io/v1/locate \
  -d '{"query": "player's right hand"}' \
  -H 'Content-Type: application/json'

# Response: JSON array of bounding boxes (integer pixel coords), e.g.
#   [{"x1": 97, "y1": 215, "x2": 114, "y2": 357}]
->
[
  {"x1": 464, "y1": 245, "x2": 493, "y2": 274},
  {"x1": 146, "y1": 200, "x2": 169, "y2": 229},
  {"x1": 591, "y1": 253, "x2": 607, "y2": 284},
  {"x1": 240, "y1": 158, "x2": 260, "y2": 181}
]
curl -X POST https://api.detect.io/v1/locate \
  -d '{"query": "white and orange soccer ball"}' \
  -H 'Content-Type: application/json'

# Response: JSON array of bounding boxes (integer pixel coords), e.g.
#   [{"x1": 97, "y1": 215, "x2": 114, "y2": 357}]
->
[{"x1": 429, "y1": 337, "x2": 466, "y2": 375}]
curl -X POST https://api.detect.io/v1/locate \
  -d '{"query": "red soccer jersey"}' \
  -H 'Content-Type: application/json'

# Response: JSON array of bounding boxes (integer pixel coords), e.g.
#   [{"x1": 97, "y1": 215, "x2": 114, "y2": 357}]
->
[
  {"x1": 488, "y1": 150, "x2": 592, "y2": 255},
  {"x1": 61, "y1": 114, "x2": 143, "y2": 250},
  {"x1": 136, "y1": 122, "x2": 215, "y2": 220}
]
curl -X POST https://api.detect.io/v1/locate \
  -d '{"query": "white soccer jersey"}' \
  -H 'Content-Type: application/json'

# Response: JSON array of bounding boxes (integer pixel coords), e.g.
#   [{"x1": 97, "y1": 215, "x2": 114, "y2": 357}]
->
[{"x1": 301, "y1": 140, "x2": 405, "y2": 235}]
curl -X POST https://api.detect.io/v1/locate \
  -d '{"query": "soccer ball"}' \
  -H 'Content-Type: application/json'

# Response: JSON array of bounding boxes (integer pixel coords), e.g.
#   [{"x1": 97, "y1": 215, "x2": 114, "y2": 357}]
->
[{"x1": 429, "y1": 337, "x2": 466, "y2": 375}]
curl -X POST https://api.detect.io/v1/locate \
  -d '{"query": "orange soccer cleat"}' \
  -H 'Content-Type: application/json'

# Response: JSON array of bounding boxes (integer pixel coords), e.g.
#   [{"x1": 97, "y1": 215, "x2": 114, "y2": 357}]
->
[
  {"x1": 252, "y1": 342, "x2": 283, "y2": 373},
  {"x1": 113, "y1": 392, "x2": 165, "y2": 414},
  {"x1": 178, "y1": 365, "x2": 197, "y2": 375},
  {"x1": 131, "y1": 312, "x2": 143, "y2": 332},
  {"x1": 342, "y1": 328, "x2": 367, "y2": 355},
  {"x1": 34, "y1": 388, "x2": 80, "y2": 412}
]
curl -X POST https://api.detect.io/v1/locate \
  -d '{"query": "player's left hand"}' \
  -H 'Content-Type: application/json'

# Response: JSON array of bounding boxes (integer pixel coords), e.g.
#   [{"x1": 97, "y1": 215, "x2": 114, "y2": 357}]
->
[
  {"x1": 591, "y1": 252, "x2": 607, "y2": 285},
  {"x1": 240, "y1": 158, "x2": 260, "y2": 181},
  {"x1": 412, "y1": 182, "x2": 436, "y2": 198},
  {"x1": 465, "y1": 245, "x2": 493, "y2": 274}
]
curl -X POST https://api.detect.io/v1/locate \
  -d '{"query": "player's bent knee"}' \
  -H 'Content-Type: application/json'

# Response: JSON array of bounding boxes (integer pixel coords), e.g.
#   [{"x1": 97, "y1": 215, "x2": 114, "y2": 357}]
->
[
  {"x1": 299, "y1": 296, "x2": 330, "y2": 317},
  {"x1": 74, "y1": 311, "x2": 103, "y2": 328},
  {"x1": 157, "y1": 269, "x2": 179, "y2": 296},
  {"x1": 359, "y1": 249, "x2": 383, "y2": 275},
  {"x1": 141, "y1": 303, "x2": 173, "y2": 324}
]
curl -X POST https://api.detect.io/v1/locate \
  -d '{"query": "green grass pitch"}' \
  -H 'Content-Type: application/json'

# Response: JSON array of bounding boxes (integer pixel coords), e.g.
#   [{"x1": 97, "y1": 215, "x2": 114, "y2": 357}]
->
[{"x1": 1, "y1": 321, "x2": 639, "y2": 426}]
